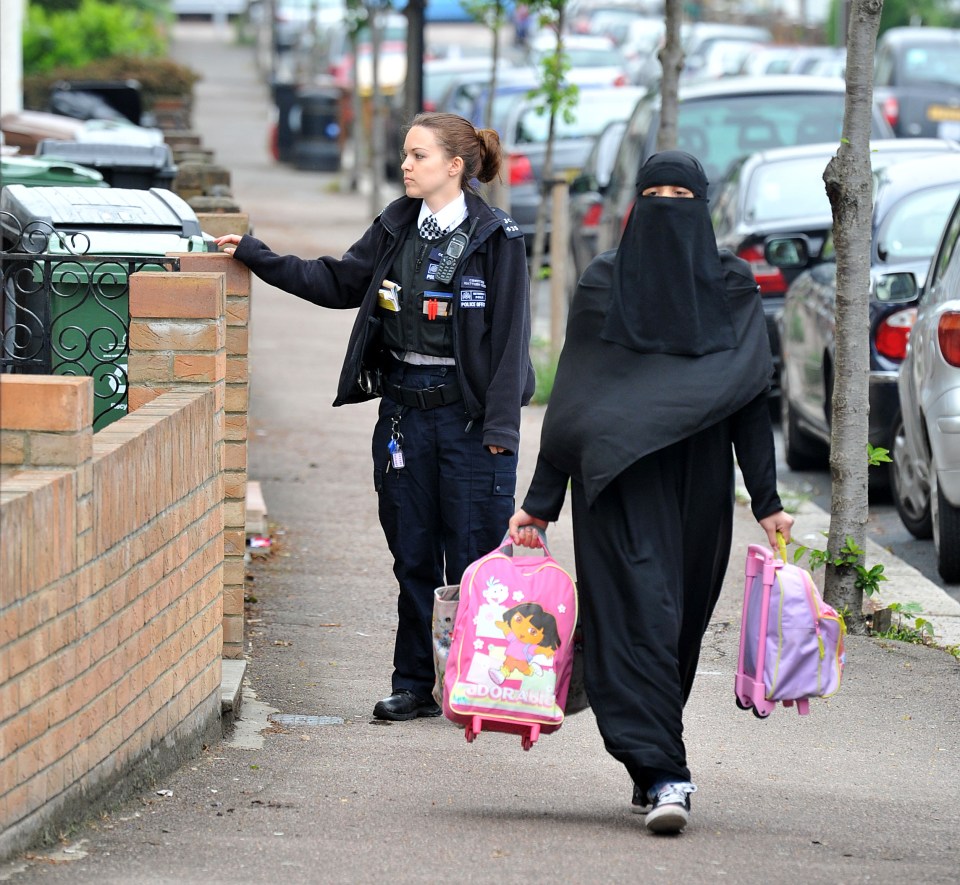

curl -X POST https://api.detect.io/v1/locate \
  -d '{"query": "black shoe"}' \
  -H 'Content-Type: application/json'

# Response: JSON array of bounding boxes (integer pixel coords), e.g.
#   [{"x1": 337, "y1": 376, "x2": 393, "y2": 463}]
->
[
  {"x1": 644, "y1": 782, "x2": 696, "y2": 834},
  {"x1": 373, "y1": 690, "x2": 442, "y2": 721},
  {"x1": 630, "y1": 783, "x2": 652, "y2": 815}
]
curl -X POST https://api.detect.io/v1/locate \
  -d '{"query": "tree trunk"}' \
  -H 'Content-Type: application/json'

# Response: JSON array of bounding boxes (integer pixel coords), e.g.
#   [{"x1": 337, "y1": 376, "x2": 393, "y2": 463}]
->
[
  {"x1": 527, "y1": 3, "x2": 567, "y2": 328},
  {"x1": 821, "y1": 0, "x2": 883, "y2": 633},
  {"x1": 369, "y1": 7, "x2": 385, "y2": 216},
  {"x1": 656, "y1": 0, "x2": 684, "y2": 152}
]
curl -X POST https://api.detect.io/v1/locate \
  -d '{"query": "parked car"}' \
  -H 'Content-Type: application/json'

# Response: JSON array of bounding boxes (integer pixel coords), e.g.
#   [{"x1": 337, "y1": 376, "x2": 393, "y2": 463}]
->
[
  {"x1": 874, "y1": 26, "x2": 960, "y2": 139},
  {"x1": 596, "y1": 76, "x2": 895, "y2": 258},
  {"x1": 437, "y1": 65, "x2": 537, "y2": 120},
  {"x1": 679, "y1": 22, "x2": 773, "y2": 82},
  {"x1": 735, "y1": 45, "x2": 809, "y2": 77},
  {"x1": 772, "y1": 154, "x2": 960, "y2": 484},
  {"x1": 893, "y1": 191, "x2": 960, "y2": 580},
  {"x1": 567, "y1": 119, "x2": 627, "y2": 295},
  {"x1": 788, "y1": 45, "x2": 846, "y2": 75},
  {"x1": 711, "y1": 138, "x2": 960, "y2": 394},
  {"x1": 502, "y1": 86, "x2": 645, "y2": 250},
  {"x1": 385, "y1": 57, "x2": 516, "y2": 179},
  {"x1": 681, "y1": 38, "x2": 762, "y2": 82},
  {"x1": 619, "y1": 16, "x2": 665, "y2": 86},
  {"x1": 527, "y1": 33, "x2": 631, "y2": 87}
]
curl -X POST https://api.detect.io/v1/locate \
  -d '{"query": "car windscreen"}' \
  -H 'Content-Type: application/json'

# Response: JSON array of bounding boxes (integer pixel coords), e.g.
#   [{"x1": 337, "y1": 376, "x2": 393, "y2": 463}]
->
[
  {"x1": 514, "y1": 93, "x2": 636, "y2": 143},
  {"x1": 900, "y1": 44, "x2": 960, "y2": 88},
  {"x1": 677, "y1": 92, "x2": 849, "y2": 185},
  {"x1": 743, "y1": 147, "x2": 956, "y2": 225},
  {"x1": 876, "y1": 183, "x2": 960, "y2": 263}
]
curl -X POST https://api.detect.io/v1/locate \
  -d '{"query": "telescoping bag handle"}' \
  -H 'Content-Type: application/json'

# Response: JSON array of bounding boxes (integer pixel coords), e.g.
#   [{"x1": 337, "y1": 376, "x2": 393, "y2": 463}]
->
[{"x1": 776, "y1": 531, "x2": 790, "y2": 563}]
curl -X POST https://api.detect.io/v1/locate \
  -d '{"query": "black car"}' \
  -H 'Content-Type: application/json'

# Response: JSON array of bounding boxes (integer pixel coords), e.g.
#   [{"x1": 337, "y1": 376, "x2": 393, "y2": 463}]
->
[
  {"x1": 874, "y1": 26, "x2": 960, "y2": 139},
  {"x1": 710, "y1": 138, "x2": 960, "y2": 393},
  {"x1": 772, "y1": 153, "x2": 960, "y2": 484}
]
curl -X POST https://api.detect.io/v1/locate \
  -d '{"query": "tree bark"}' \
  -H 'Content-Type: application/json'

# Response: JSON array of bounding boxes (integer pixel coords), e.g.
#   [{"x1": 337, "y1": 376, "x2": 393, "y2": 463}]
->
[
  {"x1": 656, "y1": 0, "x2": 684, "y2": 153},
  {"x1": 821, "y1": 0, "x2": 883, "y2": 633}
]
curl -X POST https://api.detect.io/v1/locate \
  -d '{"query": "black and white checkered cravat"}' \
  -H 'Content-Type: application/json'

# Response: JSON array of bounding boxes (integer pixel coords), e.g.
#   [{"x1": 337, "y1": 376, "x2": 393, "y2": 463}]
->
[{"x1": 419, "y1": 215, "x2": 444, "y2": 241}]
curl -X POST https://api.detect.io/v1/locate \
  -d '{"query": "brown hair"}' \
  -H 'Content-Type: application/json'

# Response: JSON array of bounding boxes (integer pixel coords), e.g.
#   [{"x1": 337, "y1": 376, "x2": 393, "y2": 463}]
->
[{"x1": 407, "y1": 112, "x2": 502, "y2": 189}]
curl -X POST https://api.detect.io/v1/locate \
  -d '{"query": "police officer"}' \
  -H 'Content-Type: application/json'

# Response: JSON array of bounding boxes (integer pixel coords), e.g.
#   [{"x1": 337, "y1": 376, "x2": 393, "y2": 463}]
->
[{"x1": 217, "y1": 112, "x2": 535, "y2": 721}]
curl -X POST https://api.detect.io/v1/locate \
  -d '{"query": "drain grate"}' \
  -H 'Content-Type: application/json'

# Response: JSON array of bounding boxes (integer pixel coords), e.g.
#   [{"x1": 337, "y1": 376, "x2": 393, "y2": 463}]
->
[{"x1": 269, "y1": 714, "x2": 344, "y2": 727}]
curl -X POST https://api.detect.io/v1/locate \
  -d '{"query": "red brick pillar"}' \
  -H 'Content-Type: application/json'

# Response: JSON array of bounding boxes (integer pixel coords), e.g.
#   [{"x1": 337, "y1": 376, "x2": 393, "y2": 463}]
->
[
  {"x1": 170, "y1": 253, "x2": 251, "y2": 661},
  {"x1": 126, "y1": 270, "x2": 237, "y2": 654}
]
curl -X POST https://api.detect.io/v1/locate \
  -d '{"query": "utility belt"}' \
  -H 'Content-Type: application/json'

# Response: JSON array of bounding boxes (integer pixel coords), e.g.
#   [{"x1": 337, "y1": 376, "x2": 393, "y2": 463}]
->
[{"x1": 381, "y1": 376, "x2": 462, "y2": 410}]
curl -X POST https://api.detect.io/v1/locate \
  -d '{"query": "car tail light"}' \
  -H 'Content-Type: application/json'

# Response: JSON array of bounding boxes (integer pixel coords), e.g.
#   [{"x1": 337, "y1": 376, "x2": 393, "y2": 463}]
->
[
  {"x1": 582, "y1": 202, "x2": 603, "y2": 229},
  {"x1": 423, "y1": 100, "x2": 437, "y2": 112},
  {"x1": 509, "y1": 153, "x2": 534, "y2": 186},
  {"x1": 613, "y1": 74, "x2": 628, "y2": 87},
  {"x1": 875, "y1": 308, "x2": 915, "y2": 361},
  {"x1": 881, "y1": 95, "x2": 899, "y2": 130},
  {"x1": 939, "y1": 311, "x2": 960, "y2": 367},
  {"x1": 737, "y1": 244, "x2": 787, "y2": 295}
]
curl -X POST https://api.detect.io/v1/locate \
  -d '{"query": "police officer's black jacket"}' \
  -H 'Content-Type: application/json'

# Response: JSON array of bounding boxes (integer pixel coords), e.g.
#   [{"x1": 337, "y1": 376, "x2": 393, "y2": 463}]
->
[{"x1": 231, "y1": 191, "x2": 536, "y2": 454}]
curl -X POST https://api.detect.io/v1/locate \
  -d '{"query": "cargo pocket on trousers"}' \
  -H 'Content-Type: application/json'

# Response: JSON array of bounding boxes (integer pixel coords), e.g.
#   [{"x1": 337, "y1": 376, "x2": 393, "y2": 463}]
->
[{"x1": 492, "y1": 470, "x2": 516, "y2": 497}]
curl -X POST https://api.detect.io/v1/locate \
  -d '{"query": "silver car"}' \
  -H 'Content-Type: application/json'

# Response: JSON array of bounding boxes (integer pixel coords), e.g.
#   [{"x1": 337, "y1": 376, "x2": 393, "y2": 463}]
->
[{"x1": 893, "y1": 190, "x2": 960, "y2": 582}]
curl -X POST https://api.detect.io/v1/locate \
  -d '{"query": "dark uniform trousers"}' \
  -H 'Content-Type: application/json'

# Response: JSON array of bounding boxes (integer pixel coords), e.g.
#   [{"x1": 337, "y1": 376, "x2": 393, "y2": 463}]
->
[{"x1": 372, "y1": 362, "x2": 518, "y2": 700}]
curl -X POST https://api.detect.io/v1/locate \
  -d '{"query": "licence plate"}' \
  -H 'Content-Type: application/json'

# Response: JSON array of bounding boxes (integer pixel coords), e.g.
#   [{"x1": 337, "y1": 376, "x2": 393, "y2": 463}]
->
[{"x1": 927, "y1": 104, "x2": 960, "y2": 122}]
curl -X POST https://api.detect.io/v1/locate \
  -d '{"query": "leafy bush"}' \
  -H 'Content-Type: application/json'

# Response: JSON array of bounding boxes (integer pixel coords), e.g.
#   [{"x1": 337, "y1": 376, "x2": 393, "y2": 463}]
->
[
  {"x1": 23, "y1": 0, "x2": 168, "y2": 74},
  {"x1": 24, "y1": 56, "x2": 201, "y2": 112}
]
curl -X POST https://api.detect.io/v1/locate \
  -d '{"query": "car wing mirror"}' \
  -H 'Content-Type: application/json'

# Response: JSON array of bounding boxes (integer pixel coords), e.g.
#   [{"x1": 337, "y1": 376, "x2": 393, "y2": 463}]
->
[
  {"x1": 874, "y1": 271, "x2": 919, "y2": 304},
  {"x1": 570, "y1": 173, "x2": 596, "y2": 195},
  {"x1": 764, "y1": 236, "x2": 810, "y2": 270}
]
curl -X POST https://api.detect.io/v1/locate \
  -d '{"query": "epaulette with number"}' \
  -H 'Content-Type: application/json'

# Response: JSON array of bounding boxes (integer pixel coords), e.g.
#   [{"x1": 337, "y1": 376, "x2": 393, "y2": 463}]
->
[{"x1": 491, "y1": 207, "x2": 523, "y2": 239}]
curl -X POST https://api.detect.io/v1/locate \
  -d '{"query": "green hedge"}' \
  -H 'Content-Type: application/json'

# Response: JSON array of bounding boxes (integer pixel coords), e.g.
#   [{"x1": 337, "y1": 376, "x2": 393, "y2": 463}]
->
[{"x1": 23, "y1": 0, "x2": 169, "y2": 74}]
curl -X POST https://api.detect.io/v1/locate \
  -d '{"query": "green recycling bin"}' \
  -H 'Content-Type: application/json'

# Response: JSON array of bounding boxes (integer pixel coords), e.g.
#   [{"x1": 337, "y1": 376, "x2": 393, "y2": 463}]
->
[
  {"x1": 1, "y1": 184, "x2": 211, "y2": 430},
  {"x1": 1, "y1": 154, "x2": 108, "y2": 189}
]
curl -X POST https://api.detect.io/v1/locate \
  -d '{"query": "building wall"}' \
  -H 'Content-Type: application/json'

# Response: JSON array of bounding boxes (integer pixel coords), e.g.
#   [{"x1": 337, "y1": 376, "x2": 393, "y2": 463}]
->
[{"x1": 0, "y1": 0, "x2": 24, "y2": 117}]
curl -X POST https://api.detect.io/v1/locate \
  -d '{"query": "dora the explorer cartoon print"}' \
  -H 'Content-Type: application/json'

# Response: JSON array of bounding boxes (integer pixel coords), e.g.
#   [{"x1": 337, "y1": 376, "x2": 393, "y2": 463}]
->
[{"x1": 489, "y1": 603, "x2": 561, "y2": 686}]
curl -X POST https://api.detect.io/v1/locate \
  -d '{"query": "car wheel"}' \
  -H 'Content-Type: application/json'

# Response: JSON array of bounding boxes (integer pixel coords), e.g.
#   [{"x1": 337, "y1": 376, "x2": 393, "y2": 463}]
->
[
  {"x1": 891, "y1": 412, "x2": 932, "y2": 539},
  {"x1": 780, "y1": 371, "x2": 828, "y2": 471},
  {"x1": 932, "y1": 472, "x2": 960, "y2": 583}
]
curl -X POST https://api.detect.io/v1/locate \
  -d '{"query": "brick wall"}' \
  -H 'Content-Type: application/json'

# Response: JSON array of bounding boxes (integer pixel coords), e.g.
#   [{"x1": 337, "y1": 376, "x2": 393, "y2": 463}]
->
[{"x1": 0, "y1": 268, "x2": 232, "y2": 859}]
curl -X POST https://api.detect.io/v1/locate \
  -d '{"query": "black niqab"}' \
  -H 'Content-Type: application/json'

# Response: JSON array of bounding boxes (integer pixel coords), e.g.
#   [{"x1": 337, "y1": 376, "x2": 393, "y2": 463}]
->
[
  {"x1": 539, "y1": 150, "x2": 773, "y2": 506},
  {"x1": 602, "y1": 150, "x2": 736, "y2": 355}
]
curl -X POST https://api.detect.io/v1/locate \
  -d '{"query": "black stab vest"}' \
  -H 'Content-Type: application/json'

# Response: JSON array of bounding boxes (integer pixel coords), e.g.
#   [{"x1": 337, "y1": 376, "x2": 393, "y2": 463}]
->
[{"x1": 379, "y1": 222, "x2": 465, "y2": 359}]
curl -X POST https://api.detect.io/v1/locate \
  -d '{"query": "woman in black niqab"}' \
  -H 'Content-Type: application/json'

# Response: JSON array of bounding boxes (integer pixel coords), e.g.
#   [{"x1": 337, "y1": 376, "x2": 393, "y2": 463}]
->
[
  {"x1": 506, "y1": 150, "x2": 795, "y2": 835},
  {"x1": 603, "y1": 150, "x2": 737, "y2": 355}
]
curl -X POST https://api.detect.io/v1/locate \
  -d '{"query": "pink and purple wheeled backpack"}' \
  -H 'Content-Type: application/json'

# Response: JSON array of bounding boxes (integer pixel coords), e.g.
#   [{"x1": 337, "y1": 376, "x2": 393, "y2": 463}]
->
[
  {"x1": 443, "y1": 531, "x2": 578, "y2": 750},
  {"x1": 736, "y1": 540, "x2": 846, "y2": 718}
]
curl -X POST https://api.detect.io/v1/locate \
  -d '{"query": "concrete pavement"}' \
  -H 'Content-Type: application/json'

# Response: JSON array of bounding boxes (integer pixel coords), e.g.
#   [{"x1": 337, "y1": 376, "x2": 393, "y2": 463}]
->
[{"x1": 2, "y1": 22, "x2": 958, "y2": 885}]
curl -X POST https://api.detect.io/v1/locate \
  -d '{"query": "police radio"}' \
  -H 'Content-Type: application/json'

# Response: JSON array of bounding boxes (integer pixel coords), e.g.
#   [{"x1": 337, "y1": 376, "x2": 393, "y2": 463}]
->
[{"x1": 435, "y1": 218, "x2": 479, "y2": 284}]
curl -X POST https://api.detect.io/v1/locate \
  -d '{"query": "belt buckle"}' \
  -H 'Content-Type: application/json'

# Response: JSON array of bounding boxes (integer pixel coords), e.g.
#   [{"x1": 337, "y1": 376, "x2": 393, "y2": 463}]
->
[{"x1": 417, "y1": 386, "x2": 437, "y2": 409}]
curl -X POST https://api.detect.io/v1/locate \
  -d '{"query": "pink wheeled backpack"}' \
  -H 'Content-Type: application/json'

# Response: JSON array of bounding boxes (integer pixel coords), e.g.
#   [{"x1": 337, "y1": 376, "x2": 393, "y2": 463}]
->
[
  {"x1": 442, "y1": 531, "x2": 578, "y2": 750},
  {"x1": 735, "y1": 539, "x2": 846, "y2": 718}
]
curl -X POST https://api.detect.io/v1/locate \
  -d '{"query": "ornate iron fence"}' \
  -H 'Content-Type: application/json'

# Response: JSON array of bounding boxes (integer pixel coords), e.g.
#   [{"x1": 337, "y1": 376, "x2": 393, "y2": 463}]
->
[{"x1": 1, "y1": 212, "x2": 181, "y2": 430}]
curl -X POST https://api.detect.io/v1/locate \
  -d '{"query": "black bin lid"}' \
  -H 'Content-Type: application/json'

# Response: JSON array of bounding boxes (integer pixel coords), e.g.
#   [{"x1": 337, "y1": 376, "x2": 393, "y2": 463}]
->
[{"x1": 35, "y1": 139, "x2": 176, "y2": 172}]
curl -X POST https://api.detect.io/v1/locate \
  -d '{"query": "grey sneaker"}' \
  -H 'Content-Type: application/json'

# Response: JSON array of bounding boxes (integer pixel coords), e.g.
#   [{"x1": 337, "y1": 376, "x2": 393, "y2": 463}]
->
[
  {"x1": 630, "y1": 783, "x2": 652, "y2": 815},
  {"x1": 644, "y1": 782, "x2": 697, "y2": 834}
]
